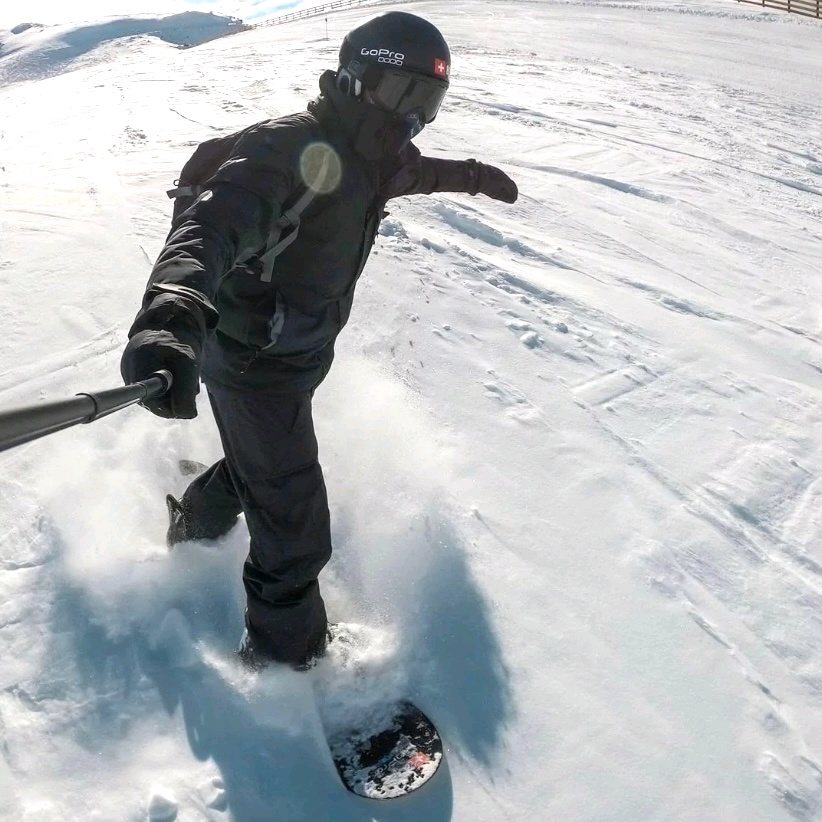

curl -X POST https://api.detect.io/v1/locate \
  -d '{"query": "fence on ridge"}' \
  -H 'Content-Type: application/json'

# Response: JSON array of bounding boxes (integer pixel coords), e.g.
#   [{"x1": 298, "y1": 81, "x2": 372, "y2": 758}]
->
[
  {"x1": 258, "y1": 0, "x2": 393, "y2": 28},
  {"x1": 255, "y1": 0, "x2": 822, "y2": 27},
  {"x1": 735, "y1": 0, "x2": 821, "y2": 18}
]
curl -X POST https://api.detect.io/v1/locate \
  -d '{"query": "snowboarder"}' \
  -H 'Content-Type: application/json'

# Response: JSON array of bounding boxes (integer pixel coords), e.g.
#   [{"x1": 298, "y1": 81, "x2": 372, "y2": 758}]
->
[{"x1": 120, "y1": 11, "x2": 519, "y2": 670}]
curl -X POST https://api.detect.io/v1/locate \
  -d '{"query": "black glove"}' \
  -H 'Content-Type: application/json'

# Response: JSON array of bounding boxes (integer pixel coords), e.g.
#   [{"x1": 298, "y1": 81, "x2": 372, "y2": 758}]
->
[
  {"x1": 467, "y1": 160, "x2": 518, "y2": 204},
  {"x1": 121, "y1": 328, "x2": 201, "y2": 419},
  {"x1": 120, "y1": 286, "x2": 211, "y2": 419}
]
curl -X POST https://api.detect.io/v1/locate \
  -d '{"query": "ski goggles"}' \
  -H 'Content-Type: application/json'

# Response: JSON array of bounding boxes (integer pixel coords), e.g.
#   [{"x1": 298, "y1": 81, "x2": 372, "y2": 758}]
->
[{"x1": 359, "y1": 68, "x2": 449, "y2": 124}]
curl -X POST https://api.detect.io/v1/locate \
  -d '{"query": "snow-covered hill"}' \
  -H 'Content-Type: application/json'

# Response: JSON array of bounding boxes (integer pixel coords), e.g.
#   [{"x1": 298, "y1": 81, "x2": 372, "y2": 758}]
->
[
  {"x1": 0, "y1": 12, "x2": 248, "y2": 84},
  {"x1": 0, "y1": 1, "x2": 821, "y2": 819}
]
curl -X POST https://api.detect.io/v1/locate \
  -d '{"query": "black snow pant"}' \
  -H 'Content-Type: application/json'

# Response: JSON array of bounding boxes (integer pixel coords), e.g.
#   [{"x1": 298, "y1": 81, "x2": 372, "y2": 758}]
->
[{"x1": 181, "y1": 381, "x2": 331, "y2": 667}]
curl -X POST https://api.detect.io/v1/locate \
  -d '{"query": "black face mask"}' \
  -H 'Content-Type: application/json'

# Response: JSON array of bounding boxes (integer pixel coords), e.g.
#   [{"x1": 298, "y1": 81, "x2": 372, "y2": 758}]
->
[
  {"x1": 312, "y1": 71, "x2": 423, "y2": 162},
  {"x1": 381, "y1": 111, "x2": 425, "y2": 155}
]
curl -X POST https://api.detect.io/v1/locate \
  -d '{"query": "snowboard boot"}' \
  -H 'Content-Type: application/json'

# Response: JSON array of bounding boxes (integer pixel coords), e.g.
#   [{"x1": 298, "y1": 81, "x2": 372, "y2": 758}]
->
[
  {"x1": 165, "y1": 494, "x2": 198, "y2": 549},
  {"x1": 178, "y1": 459, "x2": 207, "y2": 477},
  {"x1": 237, "y1": 625, "x2": 330, "y2": 673},
  {"x1": 165, "y1": 493, "x2": 238, "y2": 549},
  {"x1": 236, "y1": 629, "x2": 270, "y2": 672}
]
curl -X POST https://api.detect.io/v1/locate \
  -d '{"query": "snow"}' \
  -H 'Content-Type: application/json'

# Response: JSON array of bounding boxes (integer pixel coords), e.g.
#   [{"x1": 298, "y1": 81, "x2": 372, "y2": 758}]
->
[
  {"x1": 1, "y1": 0, "x2": 821, "y2": 819},
  {"x1": 0, "y1": 1, "x2": 330, "y2": 31},
  {"x1": 0, "y1": 12, "x2": 247, "y2": 83}
]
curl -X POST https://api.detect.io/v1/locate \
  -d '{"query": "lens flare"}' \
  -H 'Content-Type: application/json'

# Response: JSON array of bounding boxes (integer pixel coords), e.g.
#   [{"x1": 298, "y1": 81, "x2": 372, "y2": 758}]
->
[{"x1": 300, "y1": 142, "x2": 342, "y2": 195}]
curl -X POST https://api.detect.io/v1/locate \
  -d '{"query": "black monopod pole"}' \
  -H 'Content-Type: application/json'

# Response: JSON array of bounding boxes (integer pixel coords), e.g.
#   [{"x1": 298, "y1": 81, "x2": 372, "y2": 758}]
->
[{"x1": 0, "y1": 370, "x2": 173, "y2": 455}]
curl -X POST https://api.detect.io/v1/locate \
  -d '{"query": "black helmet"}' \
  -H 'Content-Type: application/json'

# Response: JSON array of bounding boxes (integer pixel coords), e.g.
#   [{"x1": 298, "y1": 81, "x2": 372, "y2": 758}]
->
[{"x1": 337, "y1": 12, "x2": 450, "y2": 125}]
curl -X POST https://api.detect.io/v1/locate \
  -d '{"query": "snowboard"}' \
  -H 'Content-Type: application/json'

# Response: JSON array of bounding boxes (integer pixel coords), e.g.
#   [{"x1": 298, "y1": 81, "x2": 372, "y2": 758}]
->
[
  {"x1": 317, "y1": 624, "x2": 444, "y2": 799},
  {"x1": 327, "y1": 700, "x2": 443, "y2": 799}
]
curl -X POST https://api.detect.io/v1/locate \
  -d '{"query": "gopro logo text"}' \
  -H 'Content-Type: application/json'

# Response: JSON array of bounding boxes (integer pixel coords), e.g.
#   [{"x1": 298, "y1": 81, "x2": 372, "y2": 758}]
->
[{"x1": 362, "y1": 47, "x2": 406, "y2": 66}]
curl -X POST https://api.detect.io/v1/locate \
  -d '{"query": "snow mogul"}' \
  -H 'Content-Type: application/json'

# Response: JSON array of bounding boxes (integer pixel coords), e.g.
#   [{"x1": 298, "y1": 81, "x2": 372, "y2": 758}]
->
[{"x1": 120, "y1": 11, "x2": 519, "y2": 670}]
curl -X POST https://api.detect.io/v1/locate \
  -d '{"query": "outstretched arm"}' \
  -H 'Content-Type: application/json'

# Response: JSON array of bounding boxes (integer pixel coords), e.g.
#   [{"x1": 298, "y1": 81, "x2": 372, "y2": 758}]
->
[
  {"x1": 121, "y1": 126, "x2": 295, "y2": 418},
  {"x1": 383, "y1": 145, "x2": 518, "y2": 203}
]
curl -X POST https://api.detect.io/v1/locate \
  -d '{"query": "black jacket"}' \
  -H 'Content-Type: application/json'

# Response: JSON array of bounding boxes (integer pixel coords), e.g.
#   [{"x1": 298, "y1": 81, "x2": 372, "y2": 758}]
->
[{"x1": 129, "y1": 71, "x2": 486, "y2": 391}]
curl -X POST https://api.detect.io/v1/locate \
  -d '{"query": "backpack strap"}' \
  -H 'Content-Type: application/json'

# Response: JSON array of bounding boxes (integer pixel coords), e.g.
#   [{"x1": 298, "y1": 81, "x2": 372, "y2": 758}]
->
[
  {"x1": 258, "y1": 151, "x2": 333, "y2": 284},
  {"x1": 165, "y1": 178, "x2": 321, "y2": 284},
  {"x1": 166, "y1": 148, "x2": 334, "y2": 285}
]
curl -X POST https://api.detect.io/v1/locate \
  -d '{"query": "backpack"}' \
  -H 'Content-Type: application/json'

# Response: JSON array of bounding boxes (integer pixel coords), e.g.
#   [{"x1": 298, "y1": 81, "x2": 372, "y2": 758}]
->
[{"x1": 165, "y1": 125, "x2": 333, "y2": 283}]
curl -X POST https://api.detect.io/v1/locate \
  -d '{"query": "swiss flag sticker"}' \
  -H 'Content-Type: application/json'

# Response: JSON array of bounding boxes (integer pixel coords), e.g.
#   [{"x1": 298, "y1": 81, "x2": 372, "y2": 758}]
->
[{"x1": 434, "y1": 58, "x2": 449, "y2": 78}]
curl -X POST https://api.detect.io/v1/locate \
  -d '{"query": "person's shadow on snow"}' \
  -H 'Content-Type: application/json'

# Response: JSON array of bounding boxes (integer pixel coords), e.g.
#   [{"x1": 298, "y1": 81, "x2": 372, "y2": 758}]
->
[
  {"x1": 52, "y1": 510, "x2": 511, "y2": 821},
  {"x1": 147, "y1": 650, "x2": 457, "y2": 821},
  {"x1": 396, "y1": 516, "x2": 515, "y2": 773}
]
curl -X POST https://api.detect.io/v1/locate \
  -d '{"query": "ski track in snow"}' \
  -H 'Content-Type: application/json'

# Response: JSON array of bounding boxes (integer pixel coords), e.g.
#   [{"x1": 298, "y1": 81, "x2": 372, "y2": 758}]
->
[{"x1": 1, "y1": 0, "x2": 822, "y2": 819}]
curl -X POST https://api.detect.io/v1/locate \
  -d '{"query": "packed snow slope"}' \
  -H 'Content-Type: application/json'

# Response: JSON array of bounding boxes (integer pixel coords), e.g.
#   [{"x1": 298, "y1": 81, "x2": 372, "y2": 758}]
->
[{"x1": 1, "y1": 1, "x2": 821, "y2": 819}]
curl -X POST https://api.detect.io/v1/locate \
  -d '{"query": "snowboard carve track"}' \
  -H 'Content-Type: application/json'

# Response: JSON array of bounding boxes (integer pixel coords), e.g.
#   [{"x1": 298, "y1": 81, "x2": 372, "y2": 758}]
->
[
  {"x1": 686, "y1": 605, "x2": 782, "y2": 707},
  {"x1": 647, "y1": 557, "x2": 822, "y2": 819},
  {"x1": 571, "y1": 365, "x2": 662, "y2": 407},
  {"x1": 760, "y1": 752, "x2": 822, "y2": 822},
  {"x1": 0, "y1": 328, "x2": 121, "y2": 399},
  {"x1": 616, "y1": 418, "x2": 822, "y2": 597},
  {"x1": 567, "y1": 378, "x2": 822, "y2": 739}
]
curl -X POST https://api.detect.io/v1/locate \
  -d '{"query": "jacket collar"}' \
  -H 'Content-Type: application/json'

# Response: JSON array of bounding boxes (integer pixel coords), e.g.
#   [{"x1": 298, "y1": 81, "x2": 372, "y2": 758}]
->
[{"x1": 309, "y1": 70, "x2": 412, "y2": 166}]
